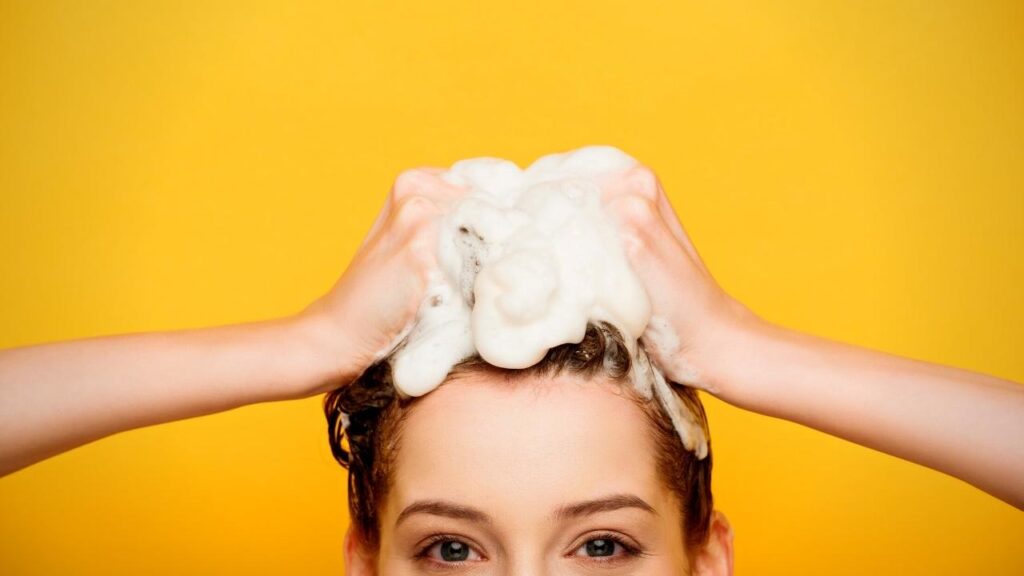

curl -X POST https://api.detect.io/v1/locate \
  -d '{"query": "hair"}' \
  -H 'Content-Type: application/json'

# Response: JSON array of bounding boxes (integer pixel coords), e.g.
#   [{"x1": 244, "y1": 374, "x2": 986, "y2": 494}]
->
[{"x1": 324, "y1": 322, "x2": 713, "y2": 553}]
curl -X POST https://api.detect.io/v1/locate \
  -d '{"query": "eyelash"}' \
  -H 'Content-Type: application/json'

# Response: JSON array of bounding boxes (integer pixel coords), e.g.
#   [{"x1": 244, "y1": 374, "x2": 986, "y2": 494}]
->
[
  {"x1": 570, "y1": 532, "x2": 646, "y2": 564},
  {"x1": 414, "y1": 534, "x2": 484, "y2": 568}
]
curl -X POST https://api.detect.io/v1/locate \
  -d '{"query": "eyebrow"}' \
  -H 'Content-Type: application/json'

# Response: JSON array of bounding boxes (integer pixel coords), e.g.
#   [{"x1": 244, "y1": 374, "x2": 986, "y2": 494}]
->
[
  {"x1": 396, "y1": 500, "x2": 493, "y2": 527},
  {"x1": 395, "y1": 494, "x2": 656, "y2": 528},
  {"x1": 554, "y1": 494, "x2": 658, "y2": 521}
]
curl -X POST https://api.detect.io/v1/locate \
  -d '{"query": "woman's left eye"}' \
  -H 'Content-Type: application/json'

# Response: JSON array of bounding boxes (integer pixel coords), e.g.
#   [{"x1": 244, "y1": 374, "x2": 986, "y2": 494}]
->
[{"x1": 572, "y1": 536, "x2": 634, "y2": 559}]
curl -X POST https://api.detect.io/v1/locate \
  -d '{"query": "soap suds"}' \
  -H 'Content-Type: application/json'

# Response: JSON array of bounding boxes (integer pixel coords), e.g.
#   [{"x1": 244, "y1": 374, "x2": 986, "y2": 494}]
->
[
  {"x1": 642, "y1": 315, "x2": 712, "y2": 394},
  {"x1": 385, "y1": 145, "x2": 708, "y2": 458}
]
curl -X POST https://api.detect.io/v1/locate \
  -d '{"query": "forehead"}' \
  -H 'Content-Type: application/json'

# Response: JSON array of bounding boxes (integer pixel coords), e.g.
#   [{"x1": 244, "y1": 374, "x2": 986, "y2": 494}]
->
[{"x1": 385, "y1": 372, "x2": 670, "y2": 524}]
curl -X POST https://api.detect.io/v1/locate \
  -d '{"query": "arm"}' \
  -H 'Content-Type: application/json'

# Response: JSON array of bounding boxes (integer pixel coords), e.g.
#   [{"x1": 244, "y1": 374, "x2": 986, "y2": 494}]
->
[
  {"x1": 0, "y1": 317, "x2": 349, "y2": 476},
  {"x1": 0, "y1": 168, "x2": 460, "y2": 477},
  {"x1": 702, "y1": 315, "x2": 1024, "y2": 509},
  {"x1": 605, "y1": 165, "x2": 1024, "y2": 509}
]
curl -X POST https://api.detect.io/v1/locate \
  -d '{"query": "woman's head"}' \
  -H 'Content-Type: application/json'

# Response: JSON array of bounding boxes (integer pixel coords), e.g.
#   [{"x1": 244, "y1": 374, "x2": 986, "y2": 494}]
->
[{"x1": 326, "y1": 323, "x2": 733, "y2": 574}]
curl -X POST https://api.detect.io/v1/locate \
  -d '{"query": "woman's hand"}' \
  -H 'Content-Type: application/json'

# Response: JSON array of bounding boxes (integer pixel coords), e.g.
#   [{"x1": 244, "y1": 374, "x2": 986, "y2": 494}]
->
[
  {"x1": 295, "y1": 168, "x2": 466, "y2": 396},
  {"x1": 603, "y1": 165, "x2": 759, "y2": 402}
]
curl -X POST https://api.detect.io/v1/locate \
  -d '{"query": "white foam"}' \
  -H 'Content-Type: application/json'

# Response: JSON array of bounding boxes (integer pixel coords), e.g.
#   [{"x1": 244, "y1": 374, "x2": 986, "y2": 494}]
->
[{"x1": 386, "y1": 145, "x2": 708, "y2": 458}]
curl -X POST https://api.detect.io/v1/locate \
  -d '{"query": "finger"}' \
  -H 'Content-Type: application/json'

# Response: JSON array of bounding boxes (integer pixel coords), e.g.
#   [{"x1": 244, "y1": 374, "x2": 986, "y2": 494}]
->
[
  {"x1": 654, "y1": 184, "x2": 712, "y2": 277},
  {"x1": 393, "y1": 167, "x2": 467, "y2": 209},
  {"x1": 606, "y1": 194, "x2": 678, "y2": 264},
  {"x1": 361, "y1": 167, "x2": 460, "y2": 251},
  {"x1": 600, "y1": 165, "x2": 712, "y2": 277},
  {"x1": 600, "y1": 164, "x2": 659, "y2": 204},
  {"x1": 359, "y1": 192, "x2": 394, "y2": 251}
]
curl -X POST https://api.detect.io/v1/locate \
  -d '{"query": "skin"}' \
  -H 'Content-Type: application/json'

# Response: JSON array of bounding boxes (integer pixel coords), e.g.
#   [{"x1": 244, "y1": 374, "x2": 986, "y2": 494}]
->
[
  {"x1": 344, "y1": 373, "x2": 733, "y2": 576},
  {"x1": 0, "y1": 162, "x2": 1021, "y2": 569}
]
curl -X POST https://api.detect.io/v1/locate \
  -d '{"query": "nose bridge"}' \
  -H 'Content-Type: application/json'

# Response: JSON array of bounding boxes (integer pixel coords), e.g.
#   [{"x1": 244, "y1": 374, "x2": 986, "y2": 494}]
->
[
  {"x1": 502, "y1": 544, "x2": 551, "y2": 576},
  {"x1": 504, "y1": 561, "x2": 546, "y2": 576}
]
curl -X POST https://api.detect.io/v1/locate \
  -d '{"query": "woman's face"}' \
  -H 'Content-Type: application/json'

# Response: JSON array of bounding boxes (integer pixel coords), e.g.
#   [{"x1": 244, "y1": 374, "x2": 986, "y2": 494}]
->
[{"x1": 345, "y1": 372, "x2": 730, "y2": 575}]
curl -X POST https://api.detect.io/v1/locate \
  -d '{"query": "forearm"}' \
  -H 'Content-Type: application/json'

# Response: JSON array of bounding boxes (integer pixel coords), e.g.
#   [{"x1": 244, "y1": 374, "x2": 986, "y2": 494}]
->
[
  {"x1": 0, "y1": 314, "x2": 350, "y2": 476},
  {"x1": 705, "y1": 317, "x2": 1024, "y2": 508}
]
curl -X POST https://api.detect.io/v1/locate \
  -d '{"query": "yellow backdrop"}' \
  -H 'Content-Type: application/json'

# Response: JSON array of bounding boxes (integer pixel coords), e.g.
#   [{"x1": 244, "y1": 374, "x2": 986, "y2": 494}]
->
[{"x1": 1, "y1": 1, "x2": 1021, "y2": 574}]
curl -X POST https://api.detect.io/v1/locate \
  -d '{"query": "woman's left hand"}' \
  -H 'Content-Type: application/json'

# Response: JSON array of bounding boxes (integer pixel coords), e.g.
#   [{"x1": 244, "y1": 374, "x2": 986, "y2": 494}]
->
[{"x1": 602, "y1": 165, "x2": 760, "y2": 402}]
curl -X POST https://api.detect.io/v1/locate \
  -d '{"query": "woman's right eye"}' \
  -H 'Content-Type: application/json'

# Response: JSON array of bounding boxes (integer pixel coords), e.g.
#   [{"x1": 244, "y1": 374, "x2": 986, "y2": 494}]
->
[{"x1": 420, "y1": 538, "x2": 483, "y2": 564}]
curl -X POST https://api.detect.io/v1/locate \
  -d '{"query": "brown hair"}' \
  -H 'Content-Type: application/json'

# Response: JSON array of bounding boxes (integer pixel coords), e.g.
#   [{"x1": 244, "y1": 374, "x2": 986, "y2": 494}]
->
[{"x1": 324, "y1": 322, "x2": 713, "y2": 552}]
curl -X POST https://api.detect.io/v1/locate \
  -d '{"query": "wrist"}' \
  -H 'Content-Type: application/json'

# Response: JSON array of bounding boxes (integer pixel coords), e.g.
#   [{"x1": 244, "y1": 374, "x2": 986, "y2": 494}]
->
[
  {"x1": 689, "y1": 296, "x2": 779, "y2": 407},
  {"x1": 281, "y1": 310, "x2": 366, "y2": 399}
]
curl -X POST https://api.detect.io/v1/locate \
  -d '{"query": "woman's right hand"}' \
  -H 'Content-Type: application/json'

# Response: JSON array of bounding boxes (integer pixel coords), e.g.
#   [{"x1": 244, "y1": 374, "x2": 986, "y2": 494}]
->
[{"x1": 297, "y1": 169, "x2": 466, "y2": 395}]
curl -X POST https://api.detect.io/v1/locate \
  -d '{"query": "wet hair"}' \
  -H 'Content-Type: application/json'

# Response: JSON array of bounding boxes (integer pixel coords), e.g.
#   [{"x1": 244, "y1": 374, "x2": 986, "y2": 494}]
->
[{"x1": 324, "y1": 322, "x2": 713, "y2": 552}]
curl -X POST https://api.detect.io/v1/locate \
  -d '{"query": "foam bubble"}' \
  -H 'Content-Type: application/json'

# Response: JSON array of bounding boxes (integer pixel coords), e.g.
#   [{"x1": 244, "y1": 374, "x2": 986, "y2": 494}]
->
[{"x1": 386, "y1": 145, "x2": 708, "y2": 458}]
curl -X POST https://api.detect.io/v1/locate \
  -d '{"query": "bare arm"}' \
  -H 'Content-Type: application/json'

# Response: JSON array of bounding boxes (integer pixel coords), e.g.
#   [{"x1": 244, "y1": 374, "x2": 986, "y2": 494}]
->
[
  {"x1": 0, "y1": 168, "x2": 461, "y2": 477},
  {"x1": 0, "y1": 317, "x2": 347, "y2": 476},
  {"x1": 702, "y1": 315, "x2": 1024, "y2": 509},
  {"x1": 605, "y1": 165, "x2": 1024, "y2": 509}
]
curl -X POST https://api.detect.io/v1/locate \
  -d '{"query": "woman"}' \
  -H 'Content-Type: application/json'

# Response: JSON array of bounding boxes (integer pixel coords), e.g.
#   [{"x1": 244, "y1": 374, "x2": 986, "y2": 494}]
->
[{"x1": 1, "y1": 165, "x2": 1021, "y2": 574}]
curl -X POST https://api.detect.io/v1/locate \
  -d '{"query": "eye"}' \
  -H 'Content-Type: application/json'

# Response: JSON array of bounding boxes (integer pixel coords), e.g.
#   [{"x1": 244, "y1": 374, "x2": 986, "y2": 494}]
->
[
  {"x1": 418, "y1": 537, "x2": 484, "y2": 564},
  {"x1": 571, "y1": 534, "x2": 640, "y2": 561},
  {"x1": 583, "y1": 538, "x2": 617, "y2": 557}
]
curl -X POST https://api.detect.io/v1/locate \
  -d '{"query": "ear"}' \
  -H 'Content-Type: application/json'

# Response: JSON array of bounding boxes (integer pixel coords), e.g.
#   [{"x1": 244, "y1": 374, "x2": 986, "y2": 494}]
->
[
  {"x1": 690, "y1": 510, "x2": 735, "y2": 576},
  {"x1": 343, "y1": 524, "x2": 378, "y2": 576}
]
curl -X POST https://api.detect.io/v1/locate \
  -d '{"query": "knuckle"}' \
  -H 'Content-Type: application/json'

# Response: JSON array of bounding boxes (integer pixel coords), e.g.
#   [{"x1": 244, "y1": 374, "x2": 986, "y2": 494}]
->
[
  {"x1": 396, "y1": 218, "x2": 439, "y2": 271},
  {"x1": 625, "y1": 165, "x2": 660, "y2": 199},
  {"x1": 392, "y1": 194, "x2": 438, "y2": 228},
  {"x1": 406, "y1": 234, "x2": 438, "y2": 269},
  {"x1": 392, "y1": 168, "x2": 437, "y2": 201},
  {"x1": 612, "y1": 194, "x2": 659, "y2": 228}
]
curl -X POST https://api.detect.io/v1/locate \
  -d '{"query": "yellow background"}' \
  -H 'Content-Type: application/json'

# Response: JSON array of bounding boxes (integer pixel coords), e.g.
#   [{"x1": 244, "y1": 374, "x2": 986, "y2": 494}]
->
[{"x1": 1, "y1": 1, "x2": 1022, "y2": 574}]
